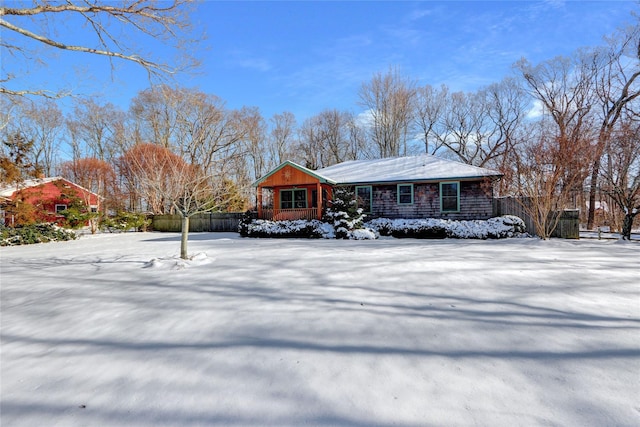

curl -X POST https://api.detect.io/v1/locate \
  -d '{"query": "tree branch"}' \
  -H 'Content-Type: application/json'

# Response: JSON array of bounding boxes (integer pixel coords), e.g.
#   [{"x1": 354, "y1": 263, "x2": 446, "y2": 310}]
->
[{"x1": 0, "y1": 17, "x2": 170, "y2": 74}]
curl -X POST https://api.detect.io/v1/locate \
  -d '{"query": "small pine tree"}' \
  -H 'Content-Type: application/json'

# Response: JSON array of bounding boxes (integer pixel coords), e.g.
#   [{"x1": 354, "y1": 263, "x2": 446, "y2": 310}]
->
[
  {"x1": 0, "y1": 132, "x2": 41, "y2": 184},
  {"x1": 326, "y1": 187, "x2": 365, "y2": 239}
]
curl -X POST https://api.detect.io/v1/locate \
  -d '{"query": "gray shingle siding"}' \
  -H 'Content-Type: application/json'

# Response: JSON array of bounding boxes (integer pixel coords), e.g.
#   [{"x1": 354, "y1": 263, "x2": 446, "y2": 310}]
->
[{"x1": 367, "y1": 181, "x2": 493, "y2": 220}]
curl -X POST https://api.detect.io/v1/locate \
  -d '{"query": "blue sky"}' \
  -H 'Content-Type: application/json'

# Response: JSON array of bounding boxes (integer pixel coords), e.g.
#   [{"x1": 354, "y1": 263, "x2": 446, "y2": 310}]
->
[{"x1": 2, "y1": 1, "x2": 637, "y2": 122}]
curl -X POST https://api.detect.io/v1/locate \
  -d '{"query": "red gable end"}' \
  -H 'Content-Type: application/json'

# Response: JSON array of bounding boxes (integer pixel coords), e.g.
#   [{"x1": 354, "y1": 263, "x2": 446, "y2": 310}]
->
[{"x1": 1, "y1": 178, "x2": 100, "y2": 226}]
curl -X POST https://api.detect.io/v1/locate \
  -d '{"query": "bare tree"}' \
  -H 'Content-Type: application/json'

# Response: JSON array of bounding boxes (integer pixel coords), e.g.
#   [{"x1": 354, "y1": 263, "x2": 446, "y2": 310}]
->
[
  {"x1": 15, "y1": 98, "x2": 64, "y2": 176},
  {"x1": 130, "y1": 85, "x2": 180, "y2": 149},
  {"x1": 119, "y1": 143, "x2": 182, "y2": 214},
  {"x1": 238, "y1": 108, "x2": 268, "y2": 180},
  {"x1": 297, "y1": 116, "x2": 323, "y2": 169},
  {"x1": 414, "y1": 84, "x2": 449, "y2": 155},
  {"x1": 440, "y1": 90, "x2": 490, "y2": 165},
  {"x1": 413, "y1": 78, "x2": 527, "y2": 174},
  {"x1": 482, "y1": 78, "x2": 529, "y2": 167},
  {"x1": 268, "y1": 111, "x2": 297, "y2": 166},
  {"x1": 600, "y1": 120, "x2": 640, "y2": 239},
  {"x1": 585, "y1": 24, "x2": 640, "y2": 229},
  {"x1": 228, "y1": 106, "x2": 266, "y2": 207},
  {"x1": 516, "y1": 54, "x2": 597, "y2": 177},
  {"x1": 345, "y1": 113, "x2": 368, "y2": 161},
  {"x1": 513, "y1": 121, "x2": 593, "y2": 239},
  {"x1": 120, "y1": 143, "x2": 239, "y2": 259},
  {"x1": 131, "y1": 85, "x2": 247, "y2": 176},
  {"x1": 0, "y1": 96, "x2": 15, "y2": 131},
  {"x1": 1, "y1": 0, "x2": 198, "y2": 98},
  {"x1": 66, "y1": 98, "x2": 127, "y2": 163},
  {"x1": 297, "y1": 109, "x2": 359, "y2": 169},
  {"x1": 358, "y1": 68, "x2": 417, "y2": 158},
  {"x1": 59, "y1": 157, "x2": 119, "y2": 218}
]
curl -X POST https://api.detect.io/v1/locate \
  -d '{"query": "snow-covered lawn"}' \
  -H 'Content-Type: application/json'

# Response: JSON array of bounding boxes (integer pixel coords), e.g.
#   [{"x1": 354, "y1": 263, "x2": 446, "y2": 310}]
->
[{"x1": 1, "y1": 232, "x2": 639, "y2": 427}]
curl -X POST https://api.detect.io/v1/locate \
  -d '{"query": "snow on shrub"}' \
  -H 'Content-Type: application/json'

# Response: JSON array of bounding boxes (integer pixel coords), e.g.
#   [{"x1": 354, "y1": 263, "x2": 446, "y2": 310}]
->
[
  {"x1": 326, "y1": 187, "x2": 366, "y2": 239},
  {"x1": 240, "y1": 215, "x2": 525, "y2": 240},
  {"x1": 240, "y1": 219, "x2": 335, "y2": 239},
  {"x1": 348, "y1": 228, "x2": 379, "y2": 240},
  {"x1": 240, "y1": 219, "x2": 379, "y2": 240},
  {"x1": 365, "y1": 215, "x2": 526, "y2": 239}
]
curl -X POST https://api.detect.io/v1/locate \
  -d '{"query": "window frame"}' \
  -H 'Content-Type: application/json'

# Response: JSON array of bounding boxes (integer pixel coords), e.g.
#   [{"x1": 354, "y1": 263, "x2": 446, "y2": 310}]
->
[
  {"x1": 439, "y1": 181, "x2": 460, "y2": 213},
  {"x1": 355, "y1": 185, "x2": 373, "y2": 214},
  {"x1": 280, "y1": 188, "x2": 307, "y2": 209},
  {"x1": 397, "y1": 184, "x2": 414, "y2": 205},
  {"x1": 55, "y1": 204, "x2": 68, "y2": 214}
]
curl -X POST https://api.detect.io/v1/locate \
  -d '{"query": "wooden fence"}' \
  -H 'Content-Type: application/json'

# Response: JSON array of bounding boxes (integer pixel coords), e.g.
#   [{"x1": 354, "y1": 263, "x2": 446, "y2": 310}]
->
[
  {"x1": 493, "y1": 197, "x2": 579, "y2": 239},
  {"x1": 152, "y1": 213, "x2": 244, "y2": 232},
  {"x1": 551, "y1": 209, "x2": 580, "y2": 239},
  {"x1": 493, "y1": 197, "x2": 537, "y2": 236}
]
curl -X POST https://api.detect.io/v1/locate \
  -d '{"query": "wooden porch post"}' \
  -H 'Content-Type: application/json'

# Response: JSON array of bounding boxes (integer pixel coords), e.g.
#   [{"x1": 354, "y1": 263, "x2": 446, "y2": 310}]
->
[
  {"x1": 316, "y1": 182, "x2": 322, "y2": 220},
  {"x1": 257, "y1": 185, "x2": 263, "y2": 219}
]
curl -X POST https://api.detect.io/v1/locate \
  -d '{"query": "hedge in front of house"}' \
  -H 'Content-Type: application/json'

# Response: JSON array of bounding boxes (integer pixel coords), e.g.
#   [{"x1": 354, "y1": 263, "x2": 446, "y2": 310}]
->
[
  {"x1": 365, "y1": 215, "x2": 526, "y2": 239},
  {"x1": 239, "y1": 215, "x2": 526, "y2": 240},
  {"x1": 239, "y1": 218, "x2": 335, "y2": 238},
  {"x1": 1, "y1": 223, "x2": 78, "y2": 246}
]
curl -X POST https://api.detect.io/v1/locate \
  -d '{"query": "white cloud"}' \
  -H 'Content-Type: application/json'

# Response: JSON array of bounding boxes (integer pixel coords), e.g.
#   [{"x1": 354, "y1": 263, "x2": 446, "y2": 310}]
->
[
  {"x1": 235, "y1": 57, "x2": 272, "y2": 72},
  {"x1": 227, "y1": 50, "x2": 272, "y2": 72},
  {"x1": 525, "y1": 99, "x2": 544, "y2": 120}
]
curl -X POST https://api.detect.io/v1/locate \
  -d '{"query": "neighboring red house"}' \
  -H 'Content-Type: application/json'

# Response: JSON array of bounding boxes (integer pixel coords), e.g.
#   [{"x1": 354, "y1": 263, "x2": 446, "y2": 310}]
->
[
  {"x1": 254, "y1": 155, "x2": 503, "y2": 221},
  {"x1": 0, "y1": 177, "x2": 100, "y2": 226}
]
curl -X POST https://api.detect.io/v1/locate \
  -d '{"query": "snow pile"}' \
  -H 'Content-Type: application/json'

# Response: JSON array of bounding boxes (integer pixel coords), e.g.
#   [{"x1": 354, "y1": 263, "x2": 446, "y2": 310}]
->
[
  {"x1": 366, "y1": 215, "x2": 526, "y2": 239},
  {"x1": 143, "y1": 252, "x2": 213, "y2": 270}
]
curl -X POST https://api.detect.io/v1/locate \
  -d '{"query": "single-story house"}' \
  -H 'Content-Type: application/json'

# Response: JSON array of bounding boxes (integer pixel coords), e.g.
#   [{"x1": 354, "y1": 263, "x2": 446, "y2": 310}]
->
[
  {"x1": 0, "y1": 177, "x2": 100, "y2": 226},
  {"x1": 254, "y1": 154, "x2": 503, "y2": 221}
]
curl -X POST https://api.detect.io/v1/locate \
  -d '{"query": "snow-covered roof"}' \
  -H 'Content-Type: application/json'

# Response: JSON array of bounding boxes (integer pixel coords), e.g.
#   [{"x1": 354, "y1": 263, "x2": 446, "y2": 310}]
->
[
  {"x1": 0, "y1": 177, "x2": 60, "y2": 198},
  {"x1": 0, "y1": 177, "x2": 99, "y2": 198},
  {"x1": 314, "y1": 154, "x2": 502, "y2": 185}
]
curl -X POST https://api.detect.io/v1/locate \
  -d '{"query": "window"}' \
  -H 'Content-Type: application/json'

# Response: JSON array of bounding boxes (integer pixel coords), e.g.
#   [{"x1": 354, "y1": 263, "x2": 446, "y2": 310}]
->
[
  {"x1": 280, "y1": 189, "x2": 307, "y2": 209},
  {"x1": 55, "y1": 204, "x2": 67, "y2": 213},
  {"x1": 356, "y1": 186, "x2": 372, "y2": 213},
  {"x1": 397, "y1": 184, "x2": 414, "y2": 205},
  {"x1": 440, "y1": 182, "x2": 460, "y2": 212},
  {"x1": 90, "y1": 206, "x2": 99, "y2": 213}
]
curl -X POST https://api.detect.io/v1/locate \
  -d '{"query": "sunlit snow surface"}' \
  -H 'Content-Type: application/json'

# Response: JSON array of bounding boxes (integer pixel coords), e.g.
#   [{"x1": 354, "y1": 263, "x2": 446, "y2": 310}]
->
[{"x1": 1, "y1": 232, "x2": 639, "y2": 426}]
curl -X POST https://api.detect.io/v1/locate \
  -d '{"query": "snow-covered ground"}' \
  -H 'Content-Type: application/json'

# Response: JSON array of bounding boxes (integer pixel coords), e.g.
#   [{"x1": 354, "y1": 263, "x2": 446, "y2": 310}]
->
[{"x1": 1, "y1": 232, "x2": 639, "y2": 427}]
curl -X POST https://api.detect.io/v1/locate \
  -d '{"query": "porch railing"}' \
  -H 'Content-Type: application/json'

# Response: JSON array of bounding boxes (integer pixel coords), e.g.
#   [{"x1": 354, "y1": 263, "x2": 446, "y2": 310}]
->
[{"x1": 261, "y1": 208, "x2": 319, "y2": 221}]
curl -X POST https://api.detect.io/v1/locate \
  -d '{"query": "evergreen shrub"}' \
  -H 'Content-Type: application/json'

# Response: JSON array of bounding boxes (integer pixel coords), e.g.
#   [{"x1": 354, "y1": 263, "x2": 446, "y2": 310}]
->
[{"x1": 1, "y1": 223, "x2": 77, "y2": 246}]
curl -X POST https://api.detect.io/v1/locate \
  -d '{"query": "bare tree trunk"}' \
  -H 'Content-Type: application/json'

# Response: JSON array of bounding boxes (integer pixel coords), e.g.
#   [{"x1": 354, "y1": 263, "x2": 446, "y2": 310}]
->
[
  {"x1": 621, "y1": 212, "x2": 637, "y2": 240},
  {"x1": 180, "y1": 215, "x2": 189, "y2": 259},
  {"x1": 586, "y1": 163, "x2": 600, "y2": 230}
]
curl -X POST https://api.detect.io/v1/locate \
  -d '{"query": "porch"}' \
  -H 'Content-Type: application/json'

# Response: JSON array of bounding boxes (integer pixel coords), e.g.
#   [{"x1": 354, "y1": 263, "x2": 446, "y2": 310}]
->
[
  {"x1": 261, "y1": 208, "x2": 320, "y2": 221},
  {"x1": 254, "y1": 161, "x2": 336, "y2": 222}
]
